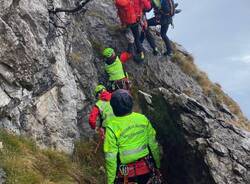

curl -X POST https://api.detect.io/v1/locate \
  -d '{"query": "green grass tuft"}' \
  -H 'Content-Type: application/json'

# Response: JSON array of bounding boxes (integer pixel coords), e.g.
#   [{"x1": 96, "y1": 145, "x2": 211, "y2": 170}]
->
[
  {"x1": 172, "y1": 46, "x2": 250, "y2": 131},
  {"x1": 0, "y1": 130, "x2": 105, "y2": 184}
]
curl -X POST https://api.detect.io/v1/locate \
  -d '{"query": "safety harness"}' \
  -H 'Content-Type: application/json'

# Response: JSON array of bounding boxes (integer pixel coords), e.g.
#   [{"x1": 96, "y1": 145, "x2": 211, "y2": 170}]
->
[
  {"x1": 109, "y1": 77, "x2": 131, "y2": 92},
  {"x1": 117, "y1": 154, "x2": 163, "y2": 184},
  {"x1": 117, "y1": 155, "x2": 155, "y2": 184}
]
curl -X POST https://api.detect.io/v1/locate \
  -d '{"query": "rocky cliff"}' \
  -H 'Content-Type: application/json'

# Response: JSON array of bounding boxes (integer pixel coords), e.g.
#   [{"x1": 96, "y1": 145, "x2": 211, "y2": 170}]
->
[{"x1": 0, "y1": 0, "x2": 249, "y2": 184}]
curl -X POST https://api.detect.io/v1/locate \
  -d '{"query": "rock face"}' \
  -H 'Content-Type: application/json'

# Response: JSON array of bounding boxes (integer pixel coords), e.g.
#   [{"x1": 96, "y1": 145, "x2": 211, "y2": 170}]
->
[
  {"x1": 0, "y1": 168, "x2": 6, "y2": 184},
  {"x1": 0, "y1": 0, "x2": 249, "y2": 183},
  {"x1": 139, "y1": 88, "x2": 250, "y2": 184}
]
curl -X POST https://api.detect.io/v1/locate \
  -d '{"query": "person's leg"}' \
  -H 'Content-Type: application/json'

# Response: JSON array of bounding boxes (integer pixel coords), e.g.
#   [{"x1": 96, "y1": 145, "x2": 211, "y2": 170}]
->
[
  {"x1": 130, "y1": 23, "x2": 143, "y2": 54},
  {"x1": 141, "y1": 17, "x2": 159, "y2": 55},
  {"x1": 140, "y1": 30, "x2": 145, "y2": 44},
  {"x1": 140, "y1": 17, "x2": 156, "y2": 47},
  {"x1": 144, "y1": 28, "x2": 155, "y2": 48},
  {"x1": 144, "y1": 28, "x2": 158, "y2": 55},
  {"x1": 124, "y1": 28, "x2": 136, "y2": 56},
  {"x1": 160, "y1": 18, "x2": 173, "y2": 55},
  {"x1": 147, "y1": 17, "x2": 158, "y2": 27}
]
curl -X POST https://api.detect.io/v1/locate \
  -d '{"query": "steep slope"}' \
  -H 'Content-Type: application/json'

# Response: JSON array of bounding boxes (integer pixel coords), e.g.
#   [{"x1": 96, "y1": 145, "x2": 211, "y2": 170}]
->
[
  {"x1": 0, "y1": 130, "x2": 105, "y2": 184},
  {"x1": 0, "y1": 0, "x2": 249, "y2": 184}
]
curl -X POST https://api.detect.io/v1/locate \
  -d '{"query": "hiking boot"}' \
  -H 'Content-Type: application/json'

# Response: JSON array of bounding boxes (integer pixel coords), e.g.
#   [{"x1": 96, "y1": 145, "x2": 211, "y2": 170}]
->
[
  {"x1": 133, "y1": 53, "x2": 144, "y2": 64},
  {"x1": 153, "y1": 48, "x2": 159, "y2": 56},
  {"x1": 163, "y1": 51, "x2": 173, "y2": 56}
]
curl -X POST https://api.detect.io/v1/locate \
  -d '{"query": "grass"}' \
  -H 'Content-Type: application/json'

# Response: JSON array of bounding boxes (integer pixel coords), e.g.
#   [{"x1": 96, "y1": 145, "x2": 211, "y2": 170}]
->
[
  {"x1": 171, "y1": 47, "x2": 250, "y2": 131},
  {"x1": 0, "y1": 130, "x2": 105, "y2": 184}
]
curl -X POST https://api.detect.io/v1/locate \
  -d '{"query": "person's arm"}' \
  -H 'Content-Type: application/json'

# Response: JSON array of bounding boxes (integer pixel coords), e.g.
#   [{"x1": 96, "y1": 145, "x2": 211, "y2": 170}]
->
[
  {"x1": 142, "y1": 0, "x2": 152, "y2": 12},
  {"x1": 104, "y1": 127, "x2": 119, "y2": 184},
  {"x1": 117, "y1": 9, "x2": 126, "y2": 26},
  {"x1": 147, "y1": 119, "x2": 161, "y2": 168},
  {"x1": 88, "y1": 106, "x2": 100, "y2": 129},
  {"x1": 120, "y1": 51, "x2": 132, "y2": 63}
]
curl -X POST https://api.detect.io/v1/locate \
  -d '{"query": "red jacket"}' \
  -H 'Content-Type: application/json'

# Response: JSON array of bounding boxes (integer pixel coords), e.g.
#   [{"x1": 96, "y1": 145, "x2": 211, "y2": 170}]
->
[
  {"x1": 115, "y1": 0, "x2": 151, "y2": 26},
  {"x1": 115, "y1": 0, "x2": 137, "y2": 25},
  {"x1": 134, "y1": 0, "x2": 151, "y2": 20},
  {"x1": 142, "y1": 0, "x2": 152, "y2": 12},
  {"x1": 88, "y1": 91, "x2": 112, "y2": 129}
]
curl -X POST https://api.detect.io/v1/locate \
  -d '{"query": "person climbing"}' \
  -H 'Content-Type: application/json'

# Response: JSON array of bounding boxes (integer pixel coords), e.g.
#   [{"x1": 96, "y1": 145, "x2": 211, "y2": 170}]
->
[
  {"x1": 115, "y1": 0, "x2": 146, "y2": 62},
  {"x1": 140, "y1": 18, "x2": 160, "y2": 56},
  {"x1": 104, "y1": 89, "x2": 161, "y2": 184},
  {"x1": 139, "y1": 0, "x2": 160, "y2": 56},
  {"x1": 88, "y1": 84, "x2": 114, "y2": 152},
  {"x1": 88, "y1": 84, "x2": 114, "y2": 131},
  {"x1": 102, "y1": 47, "x2": 131, "y2": 91},
  {"x1": 145, "y1": 0, "x2": 178, "y2": 58}
]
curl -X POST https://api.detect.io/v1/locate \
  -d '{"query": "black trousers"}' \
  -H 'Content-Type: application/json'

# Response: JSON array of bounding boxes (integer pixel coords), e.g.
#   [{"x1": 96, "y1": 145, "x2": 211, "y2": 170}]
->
[
  {"x1": 147, "y1": 16, "x2": 173, "y2": 55},
  {"x1": 116, "y1": 173, "x2": 152, "y2": 184},
  {"x1": 129, "y1": 23, "x2": 143, "y2": 53},
  {"x1": 141, "y1": 27, "x2": 157, "y2": 50}
]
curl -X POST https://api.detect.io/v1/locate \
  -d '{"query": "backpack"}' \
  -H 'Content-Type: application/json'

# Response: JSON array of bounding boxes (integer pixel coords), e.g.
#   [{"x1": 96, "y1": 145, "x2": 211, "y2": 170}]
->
[{"x1": 160, "y1": 0, "x2": 175, "y2": 17}]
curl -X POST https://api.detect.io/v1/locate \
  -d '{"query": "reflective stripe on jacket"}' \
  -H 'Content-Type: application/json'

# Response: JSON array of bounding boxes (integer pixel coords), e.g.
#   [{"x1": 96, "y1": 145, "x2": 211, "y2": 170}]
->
[
  {"x1": 95, "y1": 100, "x2": 114, "y2": 127},
  {"x1": 104, "y1": 112, "x2": 160, "y2": 184},
  {"x1": 105, "y1": 56, "x2": 126, "y2": 81}
]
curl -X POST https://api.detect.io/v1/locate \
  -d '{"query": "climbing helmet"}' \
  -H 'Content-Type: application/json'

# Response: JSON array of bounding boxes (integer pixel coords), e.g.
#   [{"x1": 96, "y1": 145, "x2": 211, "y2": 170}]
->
[
  {"x1": 103, "y1": 48, "x2": 114, "y2": 58},
  {"x1": 94, "y1": 84, "x2": 106, "y2": 97}
]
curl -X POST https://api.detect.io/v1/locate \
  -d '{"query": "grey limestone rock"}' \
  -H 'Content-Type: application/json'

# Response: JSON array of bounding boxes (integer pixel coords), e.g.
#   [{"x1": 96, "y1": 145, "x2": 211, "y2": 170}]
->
[
  {"x1": 0, "y1": 168, "x2": 6, "y2": 184},
  {"x1": 0, "y1": 0, "x2": 249, "y2": 183}
]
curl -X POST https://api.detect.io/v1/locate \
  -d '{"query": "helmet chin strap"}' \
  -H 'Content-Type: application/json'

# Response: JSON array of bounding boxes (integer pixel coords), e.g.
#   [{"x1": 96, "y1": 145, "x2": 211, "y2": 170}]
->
[{"x1": 105, "y1": 54, "x2": 116, "y2": 65}]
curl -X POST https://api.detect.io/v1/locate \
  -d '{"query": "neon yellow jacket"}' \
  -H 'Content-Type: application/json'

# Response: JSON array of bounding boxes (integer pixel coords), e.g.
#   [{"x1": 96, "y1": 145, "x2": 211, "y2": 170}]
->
[
  {"x1": 104, "y1": 112, "x2": 160, "y2": 184},
  {"x1": 105, "y1": 57, "x2": 126, "y2": 81},
  {"x1": 95, "y1": 100, "x2": 114, "y2": 127}
]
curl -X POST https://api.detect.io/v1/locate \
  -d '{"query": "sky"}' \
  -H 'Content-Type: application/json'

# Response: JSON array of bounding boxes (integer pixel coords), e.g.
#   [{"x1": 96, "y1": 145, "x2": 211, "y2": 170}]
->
[{"x1": 167, "y1": 0, "x2": 250, "y2": 118}]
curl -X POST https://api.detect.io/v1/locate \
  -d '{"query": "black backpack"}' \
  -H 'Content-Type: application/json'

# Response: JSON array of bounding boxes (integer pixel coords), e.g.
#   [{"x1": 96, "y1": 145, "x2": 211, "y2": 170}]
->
[{"x1": 160, "y1": 0, "x2": 176, "y2": 17}]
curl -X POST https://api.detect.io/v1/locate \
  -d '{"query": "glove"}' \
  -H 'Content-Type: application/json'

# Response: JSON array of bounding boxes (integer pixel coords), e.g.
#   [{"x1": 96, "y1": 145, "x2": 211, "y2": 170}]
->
[{"x1": 141, "y1": 19, "x2": 148, "y2": 30}]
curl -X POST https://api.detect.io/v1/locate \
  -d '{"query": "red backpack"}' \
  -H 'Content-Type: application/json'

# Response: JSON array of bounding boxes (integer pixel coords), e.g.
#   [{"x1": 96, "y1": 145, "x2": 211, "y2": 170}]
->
[{"x1": 115, "y1": 0, "x2": 137, "y2": 25}]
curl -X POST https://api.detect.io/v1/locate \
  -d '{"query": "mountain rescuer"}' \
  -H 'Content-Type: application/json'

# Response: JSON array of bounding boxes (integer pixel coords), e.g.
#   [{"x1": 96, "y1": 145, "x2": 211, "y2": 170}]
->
[
  {"x1": 133, "y1": 0, "x2": 160, "y2": 58},
  {"x1": 139, "y1": 0, "x2": 159, "y2": 56},
  {"x1": 102, "y1": 48, "x2": 131, "y2": 91},
  {"x1": 104, "y1": 89, "x2": 161, "y2": 184},
  {"x1": 115, "y1": 0, "x2": 146, "y2": 61},
  {"x1": 148, "y1": 0, "x2": 177, "y2": 57},
  {"x1": 88, "y1": 84, "x2": 114, "y2": 130},
  {"x1": 88, "y1": 84, "x2": 114, "y2": 141}
]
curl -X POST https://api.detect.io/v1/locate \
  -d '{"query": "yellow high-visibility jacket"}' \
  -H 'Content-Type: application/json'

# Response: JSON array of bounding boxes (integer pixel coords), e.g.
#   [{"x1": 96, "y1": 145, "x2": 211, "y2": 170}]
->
[{"x1": 104, "y1": 112, "x2": 160, "y2": 184}]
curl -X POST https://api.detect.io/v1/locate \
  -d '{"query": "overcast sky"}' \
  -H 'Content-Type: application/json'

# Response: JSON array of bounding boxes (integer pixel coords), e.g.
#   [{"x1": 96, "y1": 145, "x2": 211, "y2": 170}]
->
[{"x1": 167, "y1": 0, "x2": 250, "y2": 118}]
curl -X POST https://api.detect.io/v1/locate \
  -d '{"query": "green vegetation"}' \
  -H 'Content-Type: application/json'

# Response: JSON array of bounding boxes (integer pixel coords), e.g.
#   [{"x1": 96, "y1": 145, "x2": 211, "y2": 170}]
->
[
  {"x1": 171, "y1": 47, "x2": 250, "y2": 131},
  {"x1": 0, "y1": 130, "x2": 105, "y2": 184}
]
